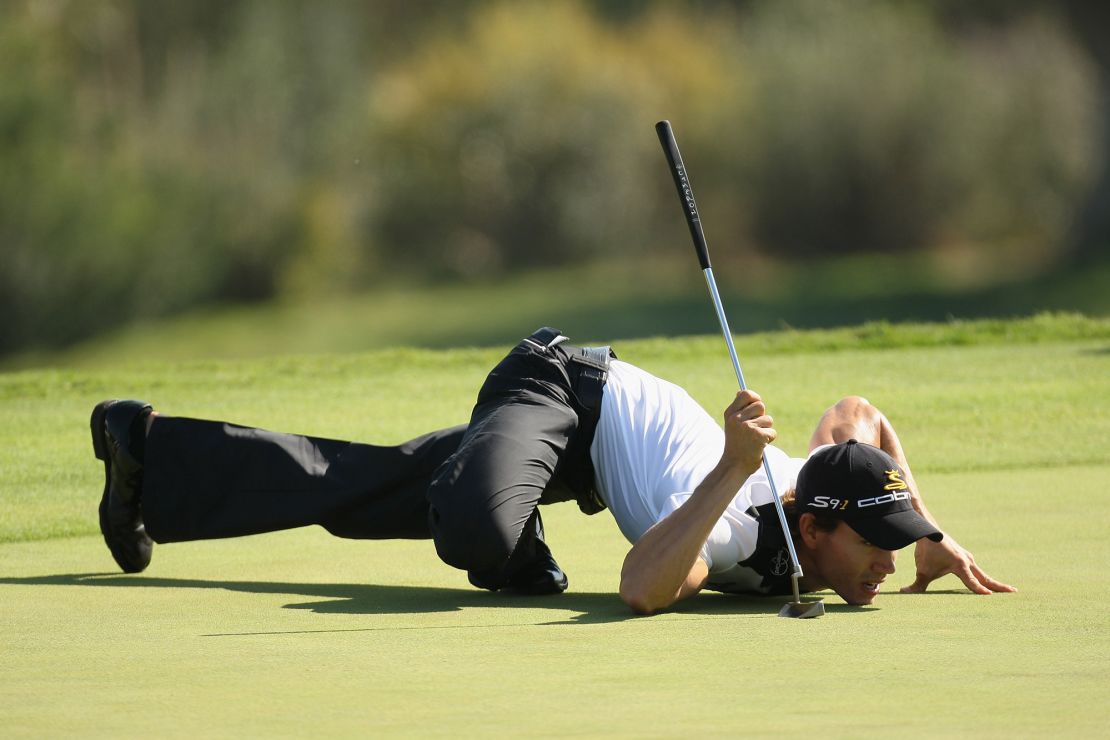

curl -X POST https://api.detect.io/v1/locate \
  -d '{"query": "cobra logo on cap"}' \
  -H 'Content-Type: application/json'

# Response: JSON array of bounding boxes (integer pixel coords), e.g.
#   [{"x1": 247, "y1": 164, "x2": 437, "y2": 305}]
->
[{"x1": 884, "y1": 469, "x2": 909, "y2": 491}]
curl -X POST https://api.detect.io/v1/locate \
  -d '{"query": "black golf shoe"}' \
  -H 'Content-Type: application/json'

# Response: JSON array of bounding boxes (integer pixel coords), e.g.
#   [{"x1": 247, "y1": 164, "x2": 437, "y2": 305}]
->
[
  {"x1": 467, "y1": 546, "x2": 569, "y2": 595},
  {"x1": 90, "y1": 399, "x2": 154, "y2": 573},
  {"x1": 503, "y1": 537, "x2": 569, "y2": 595},
  {"x1": 467, "y1": 512, "x2": 568, "y2": 595}
]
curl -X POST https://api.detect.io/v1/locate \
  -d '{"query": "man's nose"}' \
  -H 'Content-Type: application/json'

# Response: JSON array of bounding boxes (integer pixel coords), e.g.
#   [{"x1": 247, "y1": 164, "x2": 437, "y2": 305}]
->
[{"x1": 873, "y1": 550, "x2": 897, "y2": 575}]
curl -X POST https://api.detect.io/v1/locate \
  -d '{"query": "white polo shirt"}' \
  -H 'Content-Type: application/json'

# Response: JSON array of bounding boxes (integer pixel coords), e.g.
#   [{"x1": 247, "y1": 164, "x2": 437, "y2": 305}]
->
[{"x1": 590, "y1": 360, "x2": 809, "y2": 593}]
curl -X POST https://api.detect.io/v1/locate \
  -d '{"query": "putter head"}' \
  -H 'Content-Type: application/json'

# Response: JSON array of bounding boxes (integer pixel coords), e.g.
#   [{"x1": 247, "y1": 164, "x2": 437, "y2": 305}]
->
[{"x1": 778, "y1": 599, "x2": 825, "y2": 619}]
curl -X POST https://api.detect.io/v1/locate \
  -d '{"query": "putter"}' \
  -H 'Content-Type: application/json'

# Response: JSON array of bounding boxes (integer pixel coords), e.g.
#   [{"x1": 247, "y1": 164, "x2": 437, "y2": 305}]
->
[{"x1": 655, "y1": 120, "x2": 824, "y2": 620}]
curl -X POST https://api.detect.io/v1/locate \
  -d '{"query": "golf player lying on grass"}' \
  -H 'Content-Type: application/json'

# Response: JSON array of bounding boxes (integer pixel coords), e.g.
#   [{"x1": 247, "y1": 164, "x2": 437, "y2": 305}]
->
[{"x1": 91, "y1": 327, "x2": 1014, "y2": 614}]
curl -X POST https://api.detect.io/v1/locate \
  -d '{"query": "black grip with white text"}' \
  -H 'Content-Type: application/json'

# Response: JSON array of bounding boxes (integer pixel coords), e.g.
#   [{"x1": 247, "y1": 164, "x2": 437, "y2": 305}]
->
[{"x1": 655, "y1": 120, "x2": 712, "y2": 270}]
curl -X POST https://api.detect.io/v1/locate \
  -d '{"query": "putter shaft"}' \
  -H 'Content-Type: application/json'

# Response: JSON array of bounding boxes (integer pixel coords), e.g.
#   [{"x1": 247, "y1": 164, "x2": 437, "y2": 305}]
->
[
  {"x1": 703, "y1": 268, "x2": 804, "y2": 599},
  {"x1": 656, "y1": 119, "x2": 811, "y2": 611}
]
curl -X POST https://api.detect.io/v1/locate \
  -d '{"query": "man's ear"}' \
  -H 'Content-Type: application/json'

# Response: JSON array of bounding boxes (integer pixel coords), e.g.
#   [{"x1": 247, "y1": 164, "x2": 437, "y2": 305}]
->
[{"x1": 798, "y1": 512, "x2": 821, "y2": 548}]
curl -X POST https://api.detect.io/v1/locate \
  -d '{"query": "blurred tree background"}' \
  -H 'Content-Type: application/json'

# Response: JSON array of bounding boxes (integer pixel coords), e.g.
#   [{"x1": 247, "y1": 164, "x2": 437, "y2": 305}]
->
[{"x1": 1, "y1": 0, "x2": 1107, "y2": 359}]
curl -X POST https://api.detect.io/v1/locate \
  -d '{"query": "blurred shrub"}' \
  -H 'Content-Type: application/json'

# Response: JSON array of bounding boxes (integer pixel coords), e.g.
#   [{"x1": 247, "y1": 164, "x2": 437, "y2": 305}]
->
[
  {"x1": 366, "y1": 1, "x2": 738, "y2": 278},
  {"x1": 366, "y1": 0, "x2": 1101, "y2": 280},
  {"x1": 0, "y1": 1, "x2": 369, "y2": 353},
  {"x1": 733, "y1": 0, "x2": 1101, "y2": 265},
  {"x1": 0, "y1": 0, "x2": 1103, "y2": 355}
]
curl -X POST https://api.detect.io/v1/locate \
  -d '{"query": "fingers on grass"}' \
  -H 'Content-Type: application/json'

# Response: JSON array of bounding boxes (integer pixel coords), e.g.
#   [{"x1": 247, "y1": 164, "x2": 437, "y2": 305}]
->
[
  {"x1": 902, "y1": 564, "x2": 1015, "y2": 595},
  {"x1": 973, "y1": 564, "x2": 1017, "y2": 593},
  {"x1": 899, "y1": 574, "x2": 932, "y2": 594},
  {"x1": 957, "y1": 563, "x2": 993, "y2": 595}
]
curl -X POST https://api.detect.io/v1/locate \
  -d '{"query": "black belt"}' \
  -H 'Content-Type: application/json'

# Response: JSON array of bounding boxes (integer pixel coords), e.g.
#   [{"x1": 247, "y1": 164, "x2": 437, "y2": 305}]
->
[{"x1": 525, "y1": 327, "x2": 614, "y2": 515}]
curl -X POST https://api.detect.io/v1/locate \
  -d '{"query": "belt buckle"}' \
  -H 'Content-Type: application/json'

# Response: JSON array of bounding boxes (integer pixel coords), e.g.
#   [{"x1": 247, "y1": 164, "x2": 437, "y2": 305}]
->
[{"x1": 523, "y1": 328, "x2": 569, "y2": 352}]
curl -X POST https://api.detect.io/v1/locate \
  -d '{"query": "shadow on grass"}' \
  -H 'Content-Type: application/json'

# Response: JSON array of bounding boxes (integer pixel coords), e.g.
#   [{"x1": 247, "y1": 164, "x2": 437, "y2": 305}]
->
[
  {"x1": 878, "y1": 588, "x2": 978, "y2": 596},
  {"x1": 0, "y1": 573, "x2": 827, "y2": 629}
]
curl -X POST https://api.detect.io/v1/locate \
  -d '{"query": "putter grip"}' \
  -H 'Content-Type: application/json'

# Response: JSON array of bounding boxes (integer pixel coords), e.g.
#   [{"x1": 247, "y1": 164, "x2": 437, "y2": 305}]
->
[{"x1": 656, "y1": 120, "x2": 711, "y2": 270}]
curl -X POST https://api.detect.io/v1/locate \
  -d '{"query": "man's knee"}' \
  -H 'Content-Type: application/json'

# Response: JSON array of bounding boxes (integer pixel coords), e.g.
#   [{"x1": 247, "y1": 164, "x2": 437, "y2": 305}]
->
[
  {"x1": 825, "y1": 395, "x2": 882, "y2": 440},
  {"x1": 833, "y1": 395, "x2": 875, "y2": 417},
  {"x1": 427, "y1": 499, "x2": 516, "y2": 573}
]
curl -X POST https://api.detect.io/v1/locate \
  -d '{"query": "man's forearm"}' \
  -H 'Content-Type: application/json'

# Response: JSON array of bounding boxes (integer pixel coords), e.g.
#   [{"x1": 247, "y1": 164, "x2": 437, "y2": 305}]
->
[
  {"x1": 619, "y1": 459, "x2": 754, "y2": 613},
  {"x1": 876, "y1": 413, "x2": 938, "y2": 526},
  {"x1": 619, "y1": 389, "x2": 774, "y2": 614}
]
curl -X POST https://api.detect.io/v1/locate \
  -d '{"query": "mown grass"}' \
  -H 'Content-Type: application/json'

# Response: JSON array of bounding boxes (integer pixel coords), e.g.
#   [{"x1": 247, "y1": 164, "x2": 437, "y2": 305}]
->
[
  {"x1": 2, "y1": 315, "x2": 1108, "y2": 736},
  {"x1": 2, "y1": 465, "x2": 1107, "y2": 738},
  {"x1": 2, "y1": 313, "x2": 1107, "y2": 545}
]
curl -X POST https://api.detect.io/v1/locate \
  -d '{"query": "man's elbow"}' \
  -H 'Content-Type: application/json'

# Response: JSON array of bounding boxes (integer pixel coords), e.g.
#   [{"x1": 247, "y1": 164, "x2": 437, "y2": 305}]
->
[
  {"x1": 620, "y1": 590, "x2": 659, "y2": 616},
  {"x1": 619, "y1": 580, "x2": 670, "y2": 615}
]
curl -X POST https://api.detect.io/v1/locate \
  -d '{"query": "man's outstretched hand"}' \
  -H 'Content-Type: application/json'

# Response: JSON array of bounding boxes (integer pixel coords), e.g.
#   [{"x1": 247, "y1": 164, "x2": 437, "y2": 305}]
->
[{"x1": 900, "y1": 535, "x2": 1017, "y2": 595}]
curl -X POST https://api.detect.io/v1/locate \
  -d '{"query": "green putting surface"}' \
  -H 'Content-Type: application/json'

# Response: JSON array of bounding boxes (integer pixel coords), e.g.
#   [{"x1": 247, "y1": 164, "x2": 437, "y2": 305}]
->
[
  {"x1": 3, "y1": 465, "x2": 1108, "y2": 737},
  {"x1": 3, "y1": 320, "x2": 1109, "y2": 736}
]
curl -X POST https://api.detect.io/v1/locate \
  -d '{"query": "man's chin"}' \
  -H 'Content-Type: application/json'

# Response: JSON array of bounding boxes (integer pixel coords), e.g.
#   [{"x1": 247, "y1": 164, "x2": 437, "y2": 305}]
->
[{"x1": 839, "y1": 584, "x2": 881, "y2": 605}]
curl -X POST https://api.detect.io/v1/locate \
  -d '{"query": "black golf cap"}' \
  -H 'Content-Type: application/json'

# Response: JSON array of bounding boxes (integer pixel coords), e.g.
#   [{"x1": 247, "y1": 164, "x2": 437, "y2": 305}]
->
[{"x1": 795, "y1": 440, "x2": 943, "y2": 551}]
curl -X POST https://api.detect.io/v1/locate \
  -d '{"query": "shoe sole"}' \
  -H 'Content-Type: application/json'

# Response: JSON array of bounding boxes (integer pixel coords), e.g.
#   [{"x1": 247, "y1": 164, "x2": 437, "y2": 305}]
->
[
  {"x1": 90, "y1": 400, "x2": 148, "y2": 573},
  {"x1": 90, "y1": 400, "x2": 114, "y2": 462}
]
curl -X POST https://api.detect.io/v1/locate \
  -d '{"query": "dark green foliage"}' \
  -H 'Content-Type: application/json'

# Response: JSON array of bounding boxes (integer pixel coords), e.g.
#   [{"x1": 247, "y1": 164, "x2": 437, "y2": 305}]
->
[{"x1": 0, "y1": 1, "x2": 1104, "y2": 355}]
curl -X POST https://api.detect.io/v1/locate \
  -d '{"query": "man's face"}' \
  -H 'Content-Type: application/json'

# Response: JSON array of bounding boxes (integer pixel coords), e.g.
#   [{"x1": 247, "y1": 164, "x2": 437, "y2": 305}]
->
[{"x1": 807, "y1": 520, "x2": 898, "y2": 605}]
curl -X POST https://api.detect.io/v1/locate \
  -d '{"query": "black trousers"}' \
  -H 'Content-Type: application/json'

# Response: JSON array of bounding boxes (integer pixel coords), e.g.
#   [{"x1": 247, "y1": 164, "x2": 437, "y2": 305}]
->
[{"x1": 141, "y1": 328, "x2": 607, "y2": 585}]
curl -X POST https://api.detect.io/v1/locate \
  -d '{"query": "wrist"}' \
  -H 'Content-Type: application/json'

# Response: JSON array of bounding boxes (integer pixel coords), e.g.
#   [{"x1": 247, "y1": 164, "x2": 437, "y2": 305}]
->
[{"x1": 713, "y1": 454, "x2": 760, "y2": 484}]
